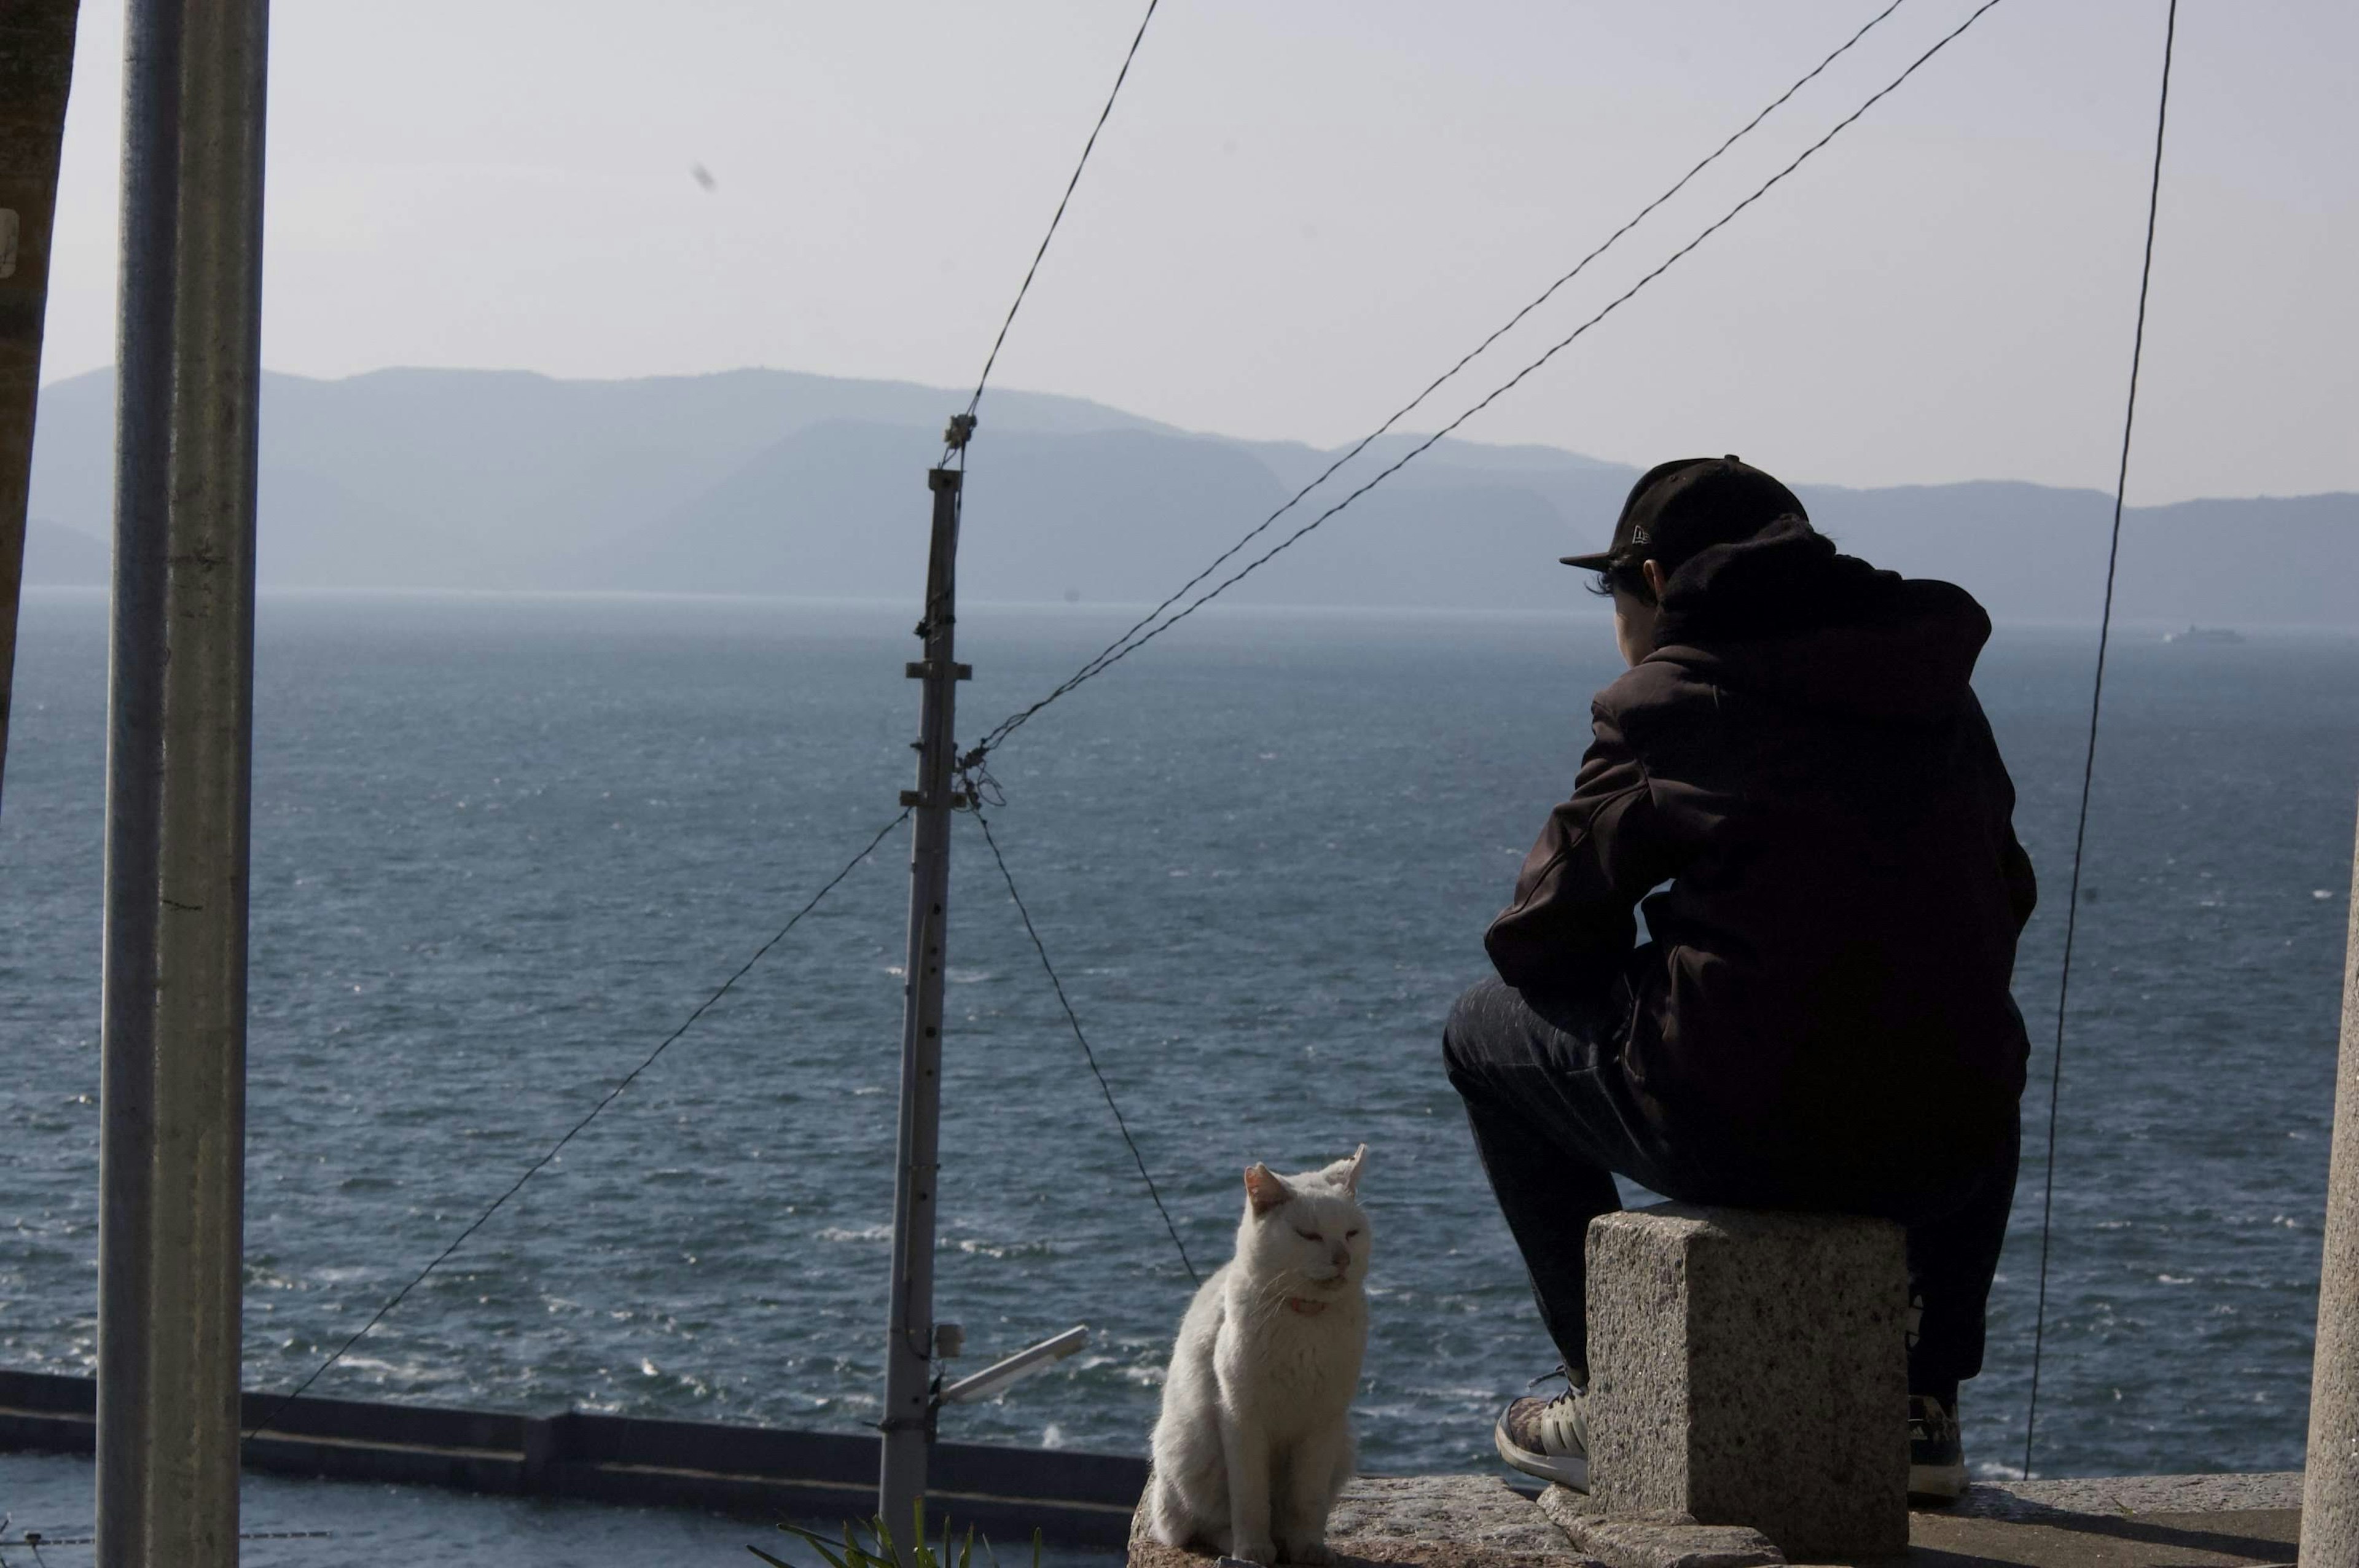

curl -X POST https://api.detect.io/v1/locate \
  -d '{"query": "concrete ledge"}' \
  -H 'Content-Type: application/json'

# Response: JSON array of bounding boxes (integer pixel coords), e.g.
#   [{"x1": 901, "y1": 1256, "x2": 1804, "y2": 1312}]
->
[
  {"x1": 1896, "y1": 1474, "x2": 2301, "y2": 1567},
  {"x1": 1945, "y1": 1471, "x2": 2303, "y2": 1520},
  {"x1": 1546, "y1": 1473, "x2": 2305, "y2": 1567},
  {"x1": 1130, "y1": 1475, "x2": 1597, "y2": 1568},
  {"x1": 1538, "y1": 1488, "x2": 1783, "y2": 1567},
  {"x1": 1329, "y1": 1476, "x2": 1588, "y2": 1560}
]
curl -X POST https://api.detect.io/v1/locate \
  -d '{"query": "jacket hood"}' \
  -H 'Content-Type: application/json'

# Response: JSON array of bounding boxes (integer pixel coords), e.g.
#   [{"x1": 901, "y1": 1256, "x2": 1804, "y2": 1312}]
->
[{"x1": 1648, "y1": 516, "x2": 1991, "y2": 724}]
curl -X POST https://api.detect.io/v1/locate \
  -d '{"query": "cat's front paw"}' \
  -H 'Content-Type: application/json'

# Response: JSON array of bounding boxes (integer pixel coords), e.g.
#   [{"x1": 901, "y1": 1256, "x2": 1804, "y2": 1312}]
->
[
  {"x1": 1280, "y1": 1540, "x2": 1334, "y2": 1566},
  {"x1": 1232, "y1": 1540, "x2": 1278, "y2": 1566}
]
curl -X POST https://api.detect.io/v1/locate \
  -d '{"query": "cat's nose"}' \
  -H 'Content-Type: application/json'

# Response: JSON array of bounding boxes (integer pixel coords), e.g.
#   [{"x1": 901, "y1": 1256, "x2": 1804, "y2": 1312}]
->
[{"x1": 1331, "y1": 1246, "x2": 1350, "y2": 1270}]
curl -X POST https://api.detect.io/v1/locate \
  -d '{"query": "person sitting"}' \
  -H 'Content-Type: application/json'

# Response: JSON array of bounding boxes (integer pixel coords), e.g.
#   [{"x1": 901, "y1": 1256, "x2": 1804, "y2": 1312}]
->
[{"x1": 1446, "y1": 456, "x2": 2034, "y2": 1501}]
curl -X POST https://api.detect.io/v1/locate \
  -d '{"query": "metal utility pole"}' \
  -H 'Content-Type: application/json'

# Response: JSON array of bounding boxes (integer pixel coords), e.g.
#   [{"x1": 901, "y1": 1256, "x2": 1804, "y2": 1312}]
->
[
  {"x1": 879, "y1": 455, "x2": 969, "y2": 1535},
  {"x1": 0, "y1": 0, "x2": 82, "y2": 811},
  {"x1": 98, "y1": 0, "x2": 268, "y2": 1564},
  {"x1": 2303, "y1": 800, "x2": 2359, "y2": 1562}
]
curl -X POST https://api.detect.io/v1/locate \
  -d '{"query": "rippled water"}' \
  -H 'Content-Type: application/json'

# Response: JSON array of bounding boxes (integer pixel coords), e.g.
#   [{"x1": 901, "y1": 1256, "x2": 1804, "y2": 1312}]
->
[{"x1": 4, "y1": 590, "x2": 2354, "y2": 1537}]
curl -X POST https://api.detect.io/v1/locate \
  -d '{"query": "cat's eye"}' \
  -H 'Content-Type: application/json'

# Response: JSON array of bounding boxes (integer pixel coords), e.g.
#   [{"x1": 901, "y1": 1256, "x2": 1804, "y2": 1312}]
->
[
  {"x1": 1345, "y1": 1229, "x2": 1360, "y2": 1239},
  {"x1": 1296, "y1": 1229, "x2": 1321, "y2": 1242}
]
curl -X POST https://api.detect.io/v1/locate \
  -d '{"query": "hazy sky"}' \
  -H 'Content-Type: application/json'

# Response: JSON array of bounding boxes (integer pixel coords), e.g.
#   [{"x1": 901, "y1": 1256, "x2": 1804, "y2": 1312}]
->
[{"x1": 43, "y1": 1, "x2": 2357, "y2": 503}]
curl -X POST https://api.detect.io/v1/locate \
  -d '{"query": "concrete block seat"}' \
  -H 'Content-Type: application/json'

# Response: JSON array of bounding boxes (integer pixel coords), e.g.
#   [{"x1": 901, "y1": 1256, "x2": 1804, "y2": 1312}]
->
[{"x1": 1582, "y1": 1204, "x2": 1911, "y2": 1562}]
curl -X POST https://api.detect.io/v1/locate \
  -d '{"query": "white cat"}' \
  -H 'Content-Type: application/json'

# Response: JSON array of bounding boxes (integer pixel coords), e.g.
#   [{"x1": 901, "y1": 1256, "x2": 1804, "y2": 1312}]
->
[{"x1": 1145, "y1": 1147, "x2": 1369, "y2": 1566}]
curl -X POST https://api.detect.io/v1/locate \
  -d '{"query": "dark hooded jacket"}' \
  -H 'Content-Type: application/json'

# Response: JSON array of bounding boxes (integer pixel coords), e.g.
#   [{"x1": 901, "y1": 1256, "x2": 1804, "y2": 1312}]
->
[{"x1": 1484, "y1": 518, "x2": 2035, "y2": 1178}]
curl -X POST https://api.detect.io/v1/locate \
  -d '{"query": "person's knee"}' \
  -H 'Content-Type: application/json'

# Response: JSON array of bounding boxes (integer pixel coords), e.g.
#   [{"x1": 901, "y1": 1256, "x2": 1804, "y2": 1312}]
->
[{"x1": 1442, "y1": 975, "x2": 1509, "y2": 1082}]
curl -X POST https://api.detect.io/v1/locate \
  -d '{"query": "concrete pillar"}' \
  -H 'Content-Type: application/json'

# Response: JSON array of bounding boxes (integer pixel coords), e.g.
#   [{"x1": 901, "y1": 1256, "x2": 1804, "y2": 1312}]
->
[
  {"x1": 96, "y1": 1, "x2": 268, "y2": 1564},
  {"x1": 2302, "y1": 803, "x2": 2359, "y2": 1562}
]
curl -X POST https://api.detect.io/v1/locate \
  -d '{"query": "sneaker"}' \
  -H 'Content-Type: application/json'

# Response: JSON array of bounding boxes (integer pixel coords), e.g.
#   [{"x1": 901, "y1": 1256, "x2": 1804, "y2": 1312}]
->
[
  {"x1": 1908, "y1": 1395, "x2": 1967, "y2": 1502},
  {"x1": 1494, "y1": 1369, "x2": 1590, "y2": 1491}
]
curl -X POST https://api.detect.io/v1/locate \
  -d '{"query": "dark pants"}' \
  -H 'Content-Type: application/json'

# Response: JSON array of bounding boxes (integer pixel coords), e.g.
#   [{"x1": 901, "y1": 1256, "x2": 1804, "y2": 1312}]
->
[{"x1": 1442, "y1": 974, "x2": 2017, "y2": 1407}]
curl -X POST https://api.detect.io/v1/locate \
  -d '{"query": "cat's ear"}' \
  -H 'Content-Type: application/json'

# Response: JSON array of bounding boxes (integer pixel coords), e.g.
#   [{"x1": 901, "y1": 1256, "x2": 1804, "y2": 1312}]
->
[
  {"x1": 1244, "y1": 1163, "x2": 1293, "y2": 1215},
  {"x1": 1321, "y1": 1144, "x2": 1367, "y2": 1195}
]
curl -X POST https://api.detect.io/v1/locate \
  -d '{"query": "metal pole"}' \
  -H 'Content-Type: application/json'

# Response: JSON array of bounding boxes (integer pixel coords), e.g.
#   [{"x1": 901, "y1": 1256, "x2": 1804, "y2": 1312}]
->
[
  {"x1": 880, "y1": 464, "x2": 966, "y2": 1537},
  {"x1": 98, "y1": 0, "x2": 267, "y2": 1562},
  {"x1": 0, "y1": 0, "x2": 82, "y2": 811},
  {"x1": 2302, "y1": 798, "x2": 2359, "y2": 1563}
]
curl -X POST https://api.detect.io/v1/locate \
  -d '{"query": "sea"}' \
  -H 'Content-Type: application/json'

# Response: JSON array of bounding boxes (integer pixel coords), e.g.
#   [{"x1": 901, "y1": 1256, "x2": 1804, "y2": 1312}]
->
[{"x1": 3, "y1": 588, "x2": 2355, "y2": 1561}]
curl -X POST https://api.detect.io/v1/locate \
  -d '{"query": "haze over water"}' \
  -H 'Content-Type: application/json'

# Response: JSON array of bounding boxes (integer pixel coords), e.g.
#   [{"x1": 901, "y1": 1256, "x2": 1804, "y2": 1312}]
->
[{"x1": 4, "y1": 590, "x2": 2355, "y2": 1543}]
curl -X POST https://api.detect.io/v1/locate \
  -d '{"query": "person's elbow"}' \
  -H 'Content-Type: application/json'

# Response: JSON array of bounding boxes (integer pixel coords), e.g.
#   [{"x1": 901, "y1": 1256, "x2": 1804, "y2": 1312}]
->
[
  {"x1": 2003, "y1": 840, "x2": 2038, "y2": 931},
  {"x1": 1483, "y1": 914, "x2": 1624, "y2": 996}
]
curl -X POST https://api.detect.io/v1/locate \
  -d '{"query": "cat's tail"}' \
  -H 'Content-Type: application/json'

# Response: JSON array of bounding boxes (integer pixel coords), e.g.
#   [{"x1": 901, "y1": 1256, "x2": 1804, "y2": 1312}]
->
[{"x1": 1141, "y1": 1466, "x2": 1185, "y2": 1548}]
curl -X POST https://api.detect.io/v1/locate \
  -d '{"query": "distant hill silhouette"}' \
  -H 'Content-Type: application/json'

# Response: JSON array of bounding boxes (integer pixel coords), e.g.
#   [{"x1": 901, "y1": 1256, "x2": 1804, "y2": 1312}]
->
[
  {"x1": 22, "y1": 519, "x2": 108, "y2": 585},
  {"x1": 26, "y1": 365, "x2": 2358, "y2": 626}
]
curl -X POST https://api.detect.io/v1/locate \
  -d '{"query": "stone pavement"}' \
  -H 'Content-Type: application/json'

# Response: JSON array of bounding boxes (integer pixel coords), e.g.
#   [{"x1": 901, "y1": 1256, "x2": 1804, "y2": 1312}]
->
[
  {"x1": 1127, "y1": 1472, "x2": 2304, "y2": 1568},
  {"x1": 1128, "y1": 1476, "x2": 1576, "y2": 1568},
  {"x1": 1882, "y1": 1472, "x2": 2301, "y2": 1568}
]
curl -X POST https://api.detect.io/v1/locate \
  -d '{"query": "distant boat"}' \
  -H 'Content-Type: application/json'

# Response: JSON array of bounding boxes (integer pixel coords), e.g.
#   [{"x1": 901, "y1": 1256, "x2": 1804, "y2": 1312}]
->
[{"x1": 2163, "y1": 625, "x2": 2244, "y2": 644}]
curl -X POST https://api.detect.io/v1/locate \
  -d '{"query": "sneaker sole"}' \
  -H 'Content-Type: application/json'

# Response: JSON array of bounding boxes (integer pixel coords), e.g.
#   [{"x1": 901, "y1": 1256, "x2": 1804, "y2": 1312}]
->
[
  {"x1": 1909, "y1": 1460, "x2": 1968, "y2": 1502},
  {"x1": 1493, "y1": 1422, "x2": 1590, "y2": 1492}
]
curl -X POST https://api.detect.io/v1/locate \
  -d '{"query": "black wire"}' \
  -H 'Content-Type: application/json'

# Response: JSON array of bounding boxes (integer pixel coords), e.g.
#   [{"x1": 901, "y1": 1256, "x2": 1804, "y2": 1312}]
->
[
  {"x1": 963, "y1": 0, "x2": 1915, "y2": 759},
  {"x1": 2022, "y1": 0, "x2": 2178, "y2": 1483},
  {"x1": 972, "y1": 0, "x2": 2014, "y2": 760},
  {"x1": 961, "y1": 0, "x2": 1162, "y2": 432},
  {"x1": 243, "y1": 810, "x2": 912, "y2": 1440},
  {"x1": 968, "y1": 802, "x2": 1200, "y2": 1285}
]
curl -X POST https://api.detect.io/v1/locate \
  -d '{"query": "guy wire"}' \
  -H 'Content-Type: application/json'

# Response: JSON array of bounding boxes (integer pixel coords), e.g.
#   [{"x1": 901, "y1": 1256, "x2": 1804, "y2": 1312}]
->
[
  {"x1": 969, "y1": 801, "x2": 1202, "y2": 1285},
  {"x1": 244, "y1": 809, "x2": 912, "y2": 1440},
  {"x1": 971, "y1": 0, "x2": 2014, "y2": 763},
  {"x1": 2022, "y1": 0, "x2": 2178, "y2": 1482}
]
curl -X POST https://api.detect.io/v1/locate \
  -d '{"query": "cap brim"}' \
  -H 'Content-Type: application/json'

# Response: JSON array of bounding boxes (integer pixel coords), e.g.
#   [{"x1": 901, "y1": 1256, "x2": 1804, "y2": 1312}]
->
[{"x1": 1558, "y1": 550, "x2": 1616, "y2": 571}]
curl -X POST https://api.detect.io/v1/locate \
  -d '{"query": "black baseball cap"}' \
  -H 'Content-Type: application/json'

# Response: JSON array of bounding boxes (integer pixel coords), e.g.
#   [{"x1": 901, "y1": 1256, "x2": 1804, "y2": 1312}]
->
[{"x1": 1560, "y1": 455, "x2": 1808, "y2": 574}]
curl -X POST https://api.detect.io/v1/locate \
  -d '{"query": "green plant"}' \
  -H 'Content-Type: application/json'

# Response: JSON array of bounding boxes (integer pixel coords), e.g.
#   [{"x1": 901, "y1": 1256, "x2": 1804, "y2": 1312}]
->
[{"x1": 749, "y1": 1500, "x2": 1043, "y2": 1568}]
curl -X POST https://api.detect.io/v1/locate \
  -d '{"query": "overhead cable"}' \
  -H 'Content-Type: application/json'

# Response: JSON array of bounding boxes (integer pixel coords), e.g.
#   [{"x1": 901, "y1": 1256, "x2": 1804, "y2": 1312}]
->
[
  {"x1": 967, "y1": 0, "x2": 1915, "y2": 758},
  {"x1": 963, "y1": 0, "x2": 1163, "y2": 430},
  {"x1": 972, "y1": 0, "x2": 2014, "y2": 761},
  {"x1": 2022, "y1": 0, "x2": 2180, "y2": 1482}
]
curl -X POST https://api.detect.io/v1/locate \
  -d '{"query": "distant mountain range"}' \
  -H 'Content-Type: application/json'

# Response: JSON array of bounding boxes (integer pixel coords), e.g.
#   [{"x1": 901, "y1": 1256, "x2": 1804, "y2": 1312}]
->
[{"x1": 24, "y1": 365, "x2": 2358, "y2": 626}]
